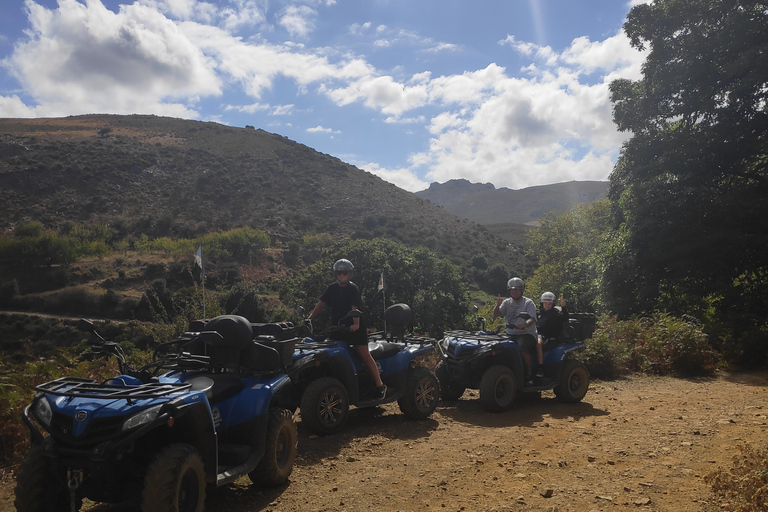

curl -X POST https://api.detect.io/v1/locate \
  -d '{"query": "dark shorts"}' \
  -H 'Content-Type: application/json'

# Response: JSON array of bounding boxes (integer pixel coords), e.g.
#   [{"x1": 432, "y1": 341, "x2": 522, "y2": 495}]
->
[{"x1": 510, "y1": 333, "x2": 537, "y2": 353}]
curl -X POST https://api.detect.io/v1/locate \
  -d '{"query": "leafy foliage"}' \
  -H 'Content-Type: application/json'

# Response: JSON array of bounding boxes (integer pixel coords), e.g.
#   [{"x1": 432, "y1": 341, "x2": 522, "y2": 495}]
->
[
  {"x1": 525, "y1": 199, "x2": 613, "y2": 313},
  {"x1": 607, "y1": 0, "x2": 768, "y2": 314},
  {"x1": 579, "y1": 313, "x2": 718, "y2": 380}
]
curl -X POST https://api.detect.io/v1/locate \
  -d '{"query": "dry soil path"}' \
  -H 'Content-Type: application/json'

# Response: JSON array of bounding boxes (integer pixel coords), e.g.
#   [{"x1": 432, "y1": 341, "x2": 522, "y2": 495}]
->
[{"x1": 1, "y1": 372, "x2": 766, "y2": 512}]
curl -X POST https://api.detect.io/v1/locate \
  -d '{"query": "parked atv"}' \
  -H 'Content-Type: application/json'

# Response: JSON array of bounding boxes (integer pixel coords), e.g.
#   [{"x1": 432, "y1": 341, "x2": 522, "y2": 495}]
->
[
  {"x1": 287, "y1": 304, "x2": 440, "y2": 435},
  {"x1": 15, "y1": 315, "x2": 298, "y2": 512},
  {"x1": 435, "y1": 308, "x2": 595, "y2": 412}
]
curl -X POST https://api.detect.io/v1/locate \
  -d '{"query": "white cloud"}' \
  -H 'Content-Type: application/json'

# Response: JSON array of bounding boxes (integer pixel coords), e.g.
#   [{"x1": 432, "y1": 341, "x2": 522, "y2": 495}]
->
[
  {"x1": 361, "y1": 162, "x2": 429, "y2": 193},
  {"x1": 278, "y1": 5, "x2": 316, "y2": 39},
  {"x1": 140, "y1": 0, "x2": 267, "y2": 31},
  {"x1": 2, "y1": 0, "x2": 219, "y2": 117},
  {"x1": 358, "y1": 31, "x2": 644, "y2": 190},
  {"x1": 307, "y1": 125, "x2": 339, "y2": 134},
  {"x1": 0, "y1": 94, "x2": 43, "y2": 117}
]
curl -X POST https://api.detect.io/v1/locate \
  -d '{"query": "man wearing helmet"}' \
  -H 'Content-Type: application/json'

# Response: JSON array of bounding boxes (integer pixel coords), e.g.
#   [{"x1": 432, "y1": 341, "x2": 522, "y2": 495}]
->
[
  {"x1": 536, "y1": 292, "x2": 569, "y2": 378},
  {"x1": 307, "y1": 258, "x2": 387, "y2": 399},
  {"x1": 493, "y1": 277, "x2": 538, "y2": 386}
]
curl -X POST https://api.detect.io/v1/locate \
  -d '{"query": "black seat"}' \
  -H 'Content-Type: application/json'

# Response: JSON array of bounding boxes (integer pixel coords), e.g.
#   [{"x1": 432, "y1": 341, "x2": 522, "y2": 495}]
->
[
  {"x1": 202, "y1": 315, "x2": 254, "y2": 371},
  {"x1": 368, "y1": 341, "x2": 402, "y2": 360}
]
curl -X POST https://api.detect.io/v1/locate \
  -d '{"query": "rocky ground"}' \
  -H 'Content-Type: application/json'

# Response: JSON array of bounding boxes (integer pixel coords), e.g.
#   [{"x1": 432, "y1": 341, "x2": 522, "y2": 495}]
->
[{"x1": 1, "y1": 372, "x2": 766, "y2": 512}]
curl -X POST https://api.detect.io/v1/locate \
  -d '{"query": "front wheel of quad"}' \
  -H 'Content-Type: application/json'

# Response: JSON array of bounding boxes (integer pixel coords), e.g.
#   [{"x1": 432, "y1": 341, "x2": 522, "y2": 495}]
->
[
  {"x1": 249, "y1": 408, "x2": 298, "y2": 486},
  {"x1": 300, "y1": 377, "x2": 349, "y2": 435},
  {"x1": 479, "y1": 365, "x2": 517, "y2": 412},
  {"x1": 15, "y1": 444, "x2": 78, "y2": 512},
  {"x1": 435, "y1": 362, "x2": 465, "y2": 401},
  {"x1": 142, "y1": 444, "x2": 206, "y2": 512},
  {"x1": 554, "y1": 360, "x2": 590, "y2": 403},
  {"x1": 398, "y1": 367, "x2": 440, "y2": 420}
]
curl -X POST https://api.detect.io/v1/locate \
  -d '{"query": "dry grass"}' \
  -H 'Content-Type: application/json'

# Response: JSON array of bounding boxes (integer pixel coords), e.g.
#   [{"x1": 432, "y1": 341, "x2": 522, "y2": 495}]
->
[{"x1": 706, "y1": 444, "x2": 768, "y2": 511}]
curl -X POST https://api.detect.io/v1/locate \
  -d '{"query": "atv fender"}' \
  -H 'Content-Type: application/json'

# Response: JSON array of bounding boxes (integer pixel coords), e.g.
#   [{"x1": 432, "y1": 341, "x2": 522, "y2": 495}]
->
[
  {"x1": 479, "y1": 342, "x2": 526, "y2": 389},
  {"x1": 162, "y1": 398, "x2": 217, "y2": 483},
  {"x1": 291, "y1": 351, "x2": 360, "y2": 403}
]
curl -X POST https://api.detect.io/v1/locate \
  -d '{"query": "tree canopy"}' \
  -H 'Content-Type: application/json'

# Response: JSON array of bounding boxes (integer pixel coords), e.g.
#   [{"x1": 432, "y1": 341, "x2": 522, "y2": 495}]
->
[
  {"x1": 608, "y1": 0, "x2": 768, "y2": 305},
  {"x1": 606, "y1": 0, "x2": 768, "y2": 362}
]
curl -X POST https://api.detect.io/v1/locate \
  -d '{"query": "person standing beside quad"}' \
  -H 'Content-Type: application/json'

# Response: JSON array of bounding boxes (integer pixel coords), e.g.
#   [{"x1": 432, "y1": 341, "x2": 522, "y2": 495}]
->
[
  {"x1": 307, "y1": 259, "x2": 387, "y2": 399},
  {"x1": 537, "y1": 292, "x2": 569, "y2": 356},
  {"x1": 493, "y1": 277, "x2": 538, "y2": 386}
]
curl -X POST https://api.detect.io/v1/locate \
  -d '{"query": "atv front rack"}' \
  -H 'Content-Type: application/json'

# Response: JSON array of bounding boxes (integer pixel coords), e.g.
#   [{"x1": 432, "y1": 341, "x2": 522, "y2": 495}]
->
[
  {"x1": 36, "y1": 377, "x2": 191, "y2": 402},
  {"x1": 441, "y1": 330, "x2": 510, "y2": 342}
]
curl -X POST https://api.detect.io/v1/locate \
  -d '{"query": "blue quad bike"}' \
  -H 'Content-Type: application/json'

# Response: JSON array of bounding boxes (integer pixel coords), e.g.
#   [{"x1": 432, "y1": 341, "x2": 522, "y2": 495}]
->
[
  {"x1": 14, "y1": 315, "x2": 299, "y2": 512},
  {"x1": 435, "y1": 308, "x2": 596, "y2": 412},
  {"x1": 286, "y1": 304, "x2": 440, "y2": 436}
]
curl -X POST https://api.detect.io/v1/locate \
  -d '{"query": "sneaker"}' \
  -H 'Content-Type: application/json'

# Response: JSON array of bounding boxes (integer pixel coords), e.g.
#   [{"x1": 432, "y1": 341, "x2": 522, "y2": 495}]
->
[
  {"x1": 525, "y1": 377, "x2": 534, "y2": 387},
  {"x1": 534, "y1": 366, "x2": 545, "y2": 378},
  {"x1": 377, "y1": 384, "x2": 387, "y2": 399}
]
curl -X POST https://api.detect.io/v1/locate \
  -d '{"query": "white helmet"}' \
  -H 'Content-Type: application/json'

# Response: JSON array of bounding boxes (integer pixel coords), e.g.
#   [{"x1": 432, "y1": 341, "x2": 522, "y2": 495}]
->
[{"x1": 541, "y1": 291, "x2": 556, "y2": 302}]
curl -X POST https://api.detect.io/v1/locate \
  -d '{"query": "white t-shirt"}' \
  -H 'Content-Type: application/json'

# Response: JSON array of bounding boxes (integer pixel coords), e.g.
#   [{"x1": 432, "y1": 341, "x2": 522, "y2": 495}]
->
[{"x1": 499, "y1": 297, "x2": 538, "y2": 336}]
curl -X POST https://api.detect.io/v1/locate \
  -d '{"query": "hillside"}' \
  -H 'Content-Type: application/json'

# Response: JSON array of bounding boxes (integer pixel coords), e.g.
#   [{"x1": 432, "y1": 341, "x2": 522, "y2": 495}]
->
[
  {"x1": 416, "y1": 178, "x2": 608, "y2": 226},
  {"x1": 0, "y1": 115, "x2": 529, "y2": 275}
]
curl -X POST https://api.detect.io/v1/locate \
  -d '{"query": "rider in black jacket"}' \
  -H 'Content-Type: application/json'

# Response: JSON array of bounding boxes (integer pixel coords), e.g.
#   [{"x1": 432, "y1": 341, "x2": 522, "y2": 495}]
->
[{"x1": 535, "y1": 292, "x2": 569, "y2": 377}]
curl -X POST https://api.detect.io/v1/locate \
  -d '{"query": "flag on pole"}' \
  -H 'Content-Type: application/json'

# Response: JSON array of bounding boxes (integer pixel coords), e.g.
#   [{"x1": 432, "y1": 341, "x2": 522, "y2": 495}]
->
[
  {"x1": 194, "y1": 245, "x2": 206, "y2": 317},
  {"x1": 194, "y1": 245, "x2": 205, "y2": 278},
  {"x1": 377, "y1": 272, "x2": 386, "y2": 293}
]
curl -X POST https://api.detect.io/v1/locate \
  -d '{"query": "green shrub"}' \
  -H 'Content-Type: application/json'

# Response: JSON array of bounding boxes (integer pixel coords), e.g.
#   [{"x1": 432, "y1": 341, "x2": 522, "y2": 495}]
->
[
  {"x1": 580, "y1": 313, "x2": 717, "y2": 379},
  {"x1": 632, "y1": 313, "x2": 717, "y2": 377},
  {"x1": 580, "y1": 320, "x2": 633, "y2": 380}
]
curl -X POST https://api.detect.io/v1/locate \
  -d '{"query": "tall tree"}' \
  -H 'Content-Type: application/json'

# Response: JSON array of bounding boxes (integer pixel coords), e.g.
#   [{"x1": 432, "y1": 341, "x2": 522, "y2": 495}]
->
[{"x1": 608, "y1": 0, "x2": 768, "y2": 315}]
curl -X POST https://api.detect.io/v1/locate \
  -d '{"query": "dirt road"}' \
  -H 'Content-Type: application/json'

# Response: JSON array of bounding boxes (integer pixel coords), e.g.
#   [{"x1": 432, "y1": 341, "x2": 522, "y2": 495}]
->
[{"x1": 2, "y1": 372, "x2": 766, "y2": 511}]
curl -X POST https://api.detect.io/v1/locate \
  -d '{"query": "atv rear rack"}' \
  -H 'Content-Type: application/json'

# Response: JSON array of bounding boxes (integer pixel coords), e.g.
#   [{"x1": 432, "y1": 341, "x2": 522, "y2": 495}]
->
[
  {"x1": 368, "y1": 332, "x2": 436, "y2": 345},
  {"x1": 36, "y1": 377, "x2": 191, "y2": 402}
]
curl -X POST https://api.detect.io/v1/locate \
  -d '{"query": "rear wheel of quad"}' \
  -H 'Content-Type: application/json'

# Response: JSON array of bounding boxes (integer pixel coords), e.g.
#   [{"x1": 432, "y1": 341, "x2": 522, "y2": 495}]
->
[
  {"x1": 554, "y1": 360, "x2": 590, "y2": 403},
  {"x1": 398, "y1": 367, "x2": 440, "y2": 420},
  {"x1": 142, "y1": 444, "x2": 206, "y2": 512},
  {"x1": 14, "y1": 444, "x2": 77, "y2": 512},
  {"x1": 249, "y1": 408, "x2": 298, "y2": 486},
  {"x1": 300, "y1": 377, "x2": 349, "y2": 435},
  {"x1": 435, "y1": 362, "x2": 466, "y2": 401},
  {"x1": 479, "y1": 365, "x2": 517, "y2": 412}
]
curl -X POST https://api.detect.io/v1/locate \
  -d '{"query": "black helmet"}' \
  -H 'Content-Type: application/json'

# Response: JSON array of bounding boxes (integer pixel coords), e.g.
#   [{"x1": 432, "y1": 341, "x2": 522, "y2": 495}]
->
[
  {"x1": 507, "y1": 277, "x2": 525, "y2": 292},
  {"x1": 333, "y1": 259, "x2": 354, "y2": 279}
]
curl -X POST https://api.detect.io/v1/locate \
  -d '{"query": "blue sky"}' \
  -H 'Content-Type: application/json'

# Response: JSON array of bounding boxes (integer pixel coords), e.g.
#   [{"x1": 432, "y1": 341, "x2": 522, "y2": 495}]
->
[{"x1": 0, "y1": 0, "x2": 649, "y2": 192}]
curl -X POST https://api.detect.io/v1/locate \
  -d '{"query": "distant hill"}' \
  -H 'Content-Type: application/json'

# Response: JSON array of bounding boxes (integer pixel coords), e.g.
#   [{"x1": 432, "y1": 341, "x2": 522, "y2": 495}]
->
[
  {"x1": 416, "y1": 179, "x2": 608, "y2": 226},
  {"x1": 0, "y1": 115, "x2": 532, "y2": 276}
]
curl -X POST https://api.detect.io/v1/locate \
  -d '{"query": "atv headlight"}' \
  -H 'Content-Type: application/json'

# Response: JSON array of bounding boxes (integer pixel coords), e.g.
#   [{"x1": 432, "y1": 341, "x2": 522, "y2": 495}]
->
[
  {"x1": 122, "y1": 405, "x2": 163, "y2": 431},
  {"x1": 33, "y1": 397, "x2": 53, "y2": 427}
]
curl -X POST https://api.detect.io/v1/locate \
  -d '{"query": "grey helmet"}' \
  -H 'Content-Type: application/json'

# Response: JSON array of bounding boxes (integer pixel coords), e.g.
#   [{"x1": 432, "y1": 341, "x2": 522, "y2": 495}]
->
[
  {"x1": 333, "y1": 258, "x2": 355, "y2": 279},
  {"x1": 541, "y1": 291, "x2": 556, "y2": 302},
  {"x1": 507, "y1": 277, "x2": 525, "y2": 292}
]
